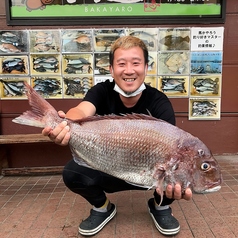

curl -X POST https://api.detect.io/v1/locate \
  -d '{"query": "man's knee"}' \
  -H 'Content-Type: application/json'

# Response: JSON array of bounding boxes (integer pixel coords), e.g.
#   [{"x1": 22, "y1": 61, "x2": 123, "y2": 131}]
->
[
  {"x1": 62, "y1": 163, "x2": 99, "y2": 189},
  {"x1": 62, "y1": 167, "x2": 75, "y2": 189}
]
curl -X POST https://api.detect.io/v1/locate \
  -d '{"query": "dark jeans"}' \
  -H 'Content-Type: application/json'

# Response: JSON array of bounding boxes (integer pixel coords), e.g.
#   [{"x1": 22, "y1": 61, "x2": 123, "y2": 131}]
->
[{"x1": 62, "y1": 159, "x2": 174, "y2": 208}]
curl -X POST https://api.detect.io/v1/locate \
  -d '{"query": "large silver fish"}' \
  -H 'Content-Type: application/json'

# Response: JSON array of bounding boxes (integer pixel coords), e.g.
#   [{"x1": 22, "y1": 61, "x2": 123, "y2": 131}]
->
[{"x1": 13, "y1": 83, "x2": 222, "y2": 203}]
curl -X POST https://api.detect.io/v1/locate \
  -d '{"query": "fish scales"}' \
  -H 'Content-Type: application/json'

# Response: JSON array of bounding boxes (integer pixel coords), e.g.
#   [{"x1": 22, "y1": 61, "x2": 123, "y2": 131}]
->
[
  {"x1": 70, "y1": 119, "x2": 166, "y2": 167},
  {"x1": 13, "y1": 82, "x2": 222, "y2": 200},
  {"x1": 70, "y1": 119, "x2": 172, "y2": 185}
]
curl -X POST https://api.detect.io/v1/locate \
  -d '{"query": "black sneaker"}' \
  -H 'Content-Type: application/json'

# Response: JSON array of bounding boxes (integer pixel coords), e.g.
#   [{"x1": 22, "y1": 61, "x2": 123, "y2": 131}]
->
[
  {"x1": 148, "y1": 198, "x2": 180, "y2": 236},
  {"x1": 78, "y1": 203, "x2": 116, "y2": 236}
]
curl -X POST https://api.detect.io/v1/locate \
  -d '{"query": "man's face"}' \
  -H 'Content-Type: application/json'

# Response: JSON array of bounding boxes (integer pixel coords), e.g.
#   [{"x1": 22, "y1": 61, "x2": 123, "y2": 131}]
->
[{"x1": 110, "y1": 46, "x2": 148, "y2": 94}]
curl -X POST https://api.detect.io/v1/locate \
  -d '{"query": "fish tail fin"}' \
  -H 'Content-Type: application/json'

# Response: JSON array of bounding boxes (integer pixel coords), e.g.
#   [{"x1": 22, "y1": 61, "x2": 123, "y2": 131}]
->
[
  {"x1": 184, "y1": 36, "x2": 190, "y2": 43},
  {"x1": 13, "y1": 110, "x2": 46, "y2": 128},
  {"x1": 12, "y1": 82, "x2": 58, "y2": 128}
]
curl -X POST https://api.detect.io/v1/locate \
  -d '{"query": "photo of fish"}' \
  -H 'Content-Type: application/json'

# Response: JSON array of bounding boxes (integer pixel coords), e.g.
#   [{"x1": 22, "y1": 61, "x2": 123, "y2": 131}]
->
[
  {"x1": 0, "y1": 31, "x2": 29, "y2": 54},
  {"x1": 30, "y1": 55, "x2": 60, "y2": 75},
  {"x1": 189, "y1": 98, "x2": 221, "y2": 120},
  {"x1": 62, "y1": 29, "x2": 93, "y2": 53},
  {"x1": 0, "y1": 78, "x2": 29, "y2": 98},
  {"x1": 0, "y1": 56, "x2": 29, "y2": 75},
  {"x1": 158, "y1": 51, "x2": 190, "y2": 75},
  {"x1": 94, "y1": 53, "x2": 110, "y2": 75},
  {"x1": 126, "y1": 28, "x2": 158, "y2": 51},
  {"x1": 159, "y1": 28, "x2": 190, "y2": 51},
  {"x1": 190, "y1": 52, "x2": 222, "y2": 74},
  {"x1": 63, "y1": 76, "x2": 93, "y2": 98},
  {"x1": 62, "y1": 54, "x2": 93, "y2": 75},
  {"x1": 31, "y1": 76, "x2": 62, "y2": 98},
  {"x1": 29, "y1": 30, "x2": 61, "y2": 53},
  {"x1": 190, "y1": 75, "x2": 221, "y2": 97},
  {"x1": 158, "y1": 76, "x2": 189, "y2": 97},
  {"x1": 93, "y1": 29, "x2": 125, "y2": 52}
]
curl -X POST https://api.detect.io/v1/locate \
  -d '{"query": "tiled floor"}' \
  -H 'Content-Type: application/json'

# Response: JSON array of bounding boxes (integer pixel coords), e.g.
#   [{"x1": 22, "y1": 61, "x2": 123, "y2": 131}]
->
[{"x1": 0, "y1": 155, "x2": 238, "y2": 238}]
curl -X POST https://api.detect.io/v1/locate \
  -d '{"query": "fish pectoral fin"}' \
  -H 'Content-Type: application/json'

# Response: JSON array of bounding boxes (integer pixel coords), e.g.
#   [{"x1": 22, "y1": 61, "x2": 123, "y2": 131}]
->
[
  {"x1": 154, "y1": 179, "x2": 165, "y2": 206},
  {"x1": 152, "y1": 166, "x2": 167, "y2": 206}
]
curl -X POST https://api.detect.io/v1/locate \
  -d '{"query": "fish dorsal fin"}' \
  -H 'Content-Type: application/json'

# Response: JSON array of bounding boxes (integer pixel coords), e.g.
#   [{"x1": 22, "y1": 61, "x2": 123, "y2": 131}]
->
[{"x1": 71, "y1": 113, "x2": 164, "y2": 125}]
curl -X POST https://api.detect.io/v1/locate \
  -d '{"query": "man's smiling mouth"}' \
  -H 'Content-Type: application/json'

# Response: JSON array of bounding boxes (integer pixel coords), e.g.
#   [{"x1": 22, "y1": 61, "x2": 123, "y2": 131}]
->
[{"x1": 124, "y1": 78, "x2": 135, "y2": 82}]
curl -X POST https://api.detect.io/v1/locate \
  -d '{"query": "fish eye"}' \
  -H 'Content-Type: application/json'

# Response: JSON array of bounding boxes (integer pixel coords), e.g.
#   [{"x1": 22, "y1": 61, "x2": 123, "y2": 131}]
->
[{"x1": 201, "y1": 162, "x2": 210, "y2": 171}]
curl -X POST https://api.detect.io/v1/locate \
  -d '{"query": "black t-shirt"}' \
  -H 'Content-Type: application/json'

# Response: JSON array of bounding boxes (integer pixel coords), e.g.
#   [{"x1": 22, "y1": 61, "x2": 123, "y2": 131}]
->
[{"x1": 83, "y1": 80, "x2": 176, "y2": 125}]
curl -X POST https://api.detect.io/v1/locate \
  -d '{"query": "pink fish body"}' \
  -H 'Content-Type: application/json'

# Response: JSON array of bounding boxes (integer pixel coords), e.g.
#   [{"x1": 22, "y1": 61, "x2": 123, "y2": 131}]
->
[
  {"x1": 13, "y1": 83, "x2": 222, "y2": 202},
  {"x1": 0, "y1": 43, "x2": 20, "y2": 53}
]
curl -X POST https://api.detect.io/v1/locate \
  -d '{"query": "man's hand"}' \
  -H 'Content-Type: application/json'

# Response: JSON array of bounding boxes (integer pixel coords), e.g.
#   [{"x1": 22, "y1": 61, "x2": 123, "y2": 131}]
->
[
  {"x1": 157, "y1": 184, "x2": 192, "y2": 201},
  {"x1": 42, "y1": 111, "x2": 71, "y2": 146}
]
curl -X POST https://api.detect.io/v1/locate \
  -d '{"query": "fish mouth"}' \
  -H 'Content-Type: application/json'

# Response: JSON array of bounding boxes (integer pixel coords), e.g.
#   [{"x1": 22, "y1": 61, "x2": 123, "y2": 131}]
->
[
  {"x1": 201, "y1": 178, "x2": 223, "y2": 193},
  {"x1": 203, "y1": 185, "x2": 221, "y2": 193}
]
